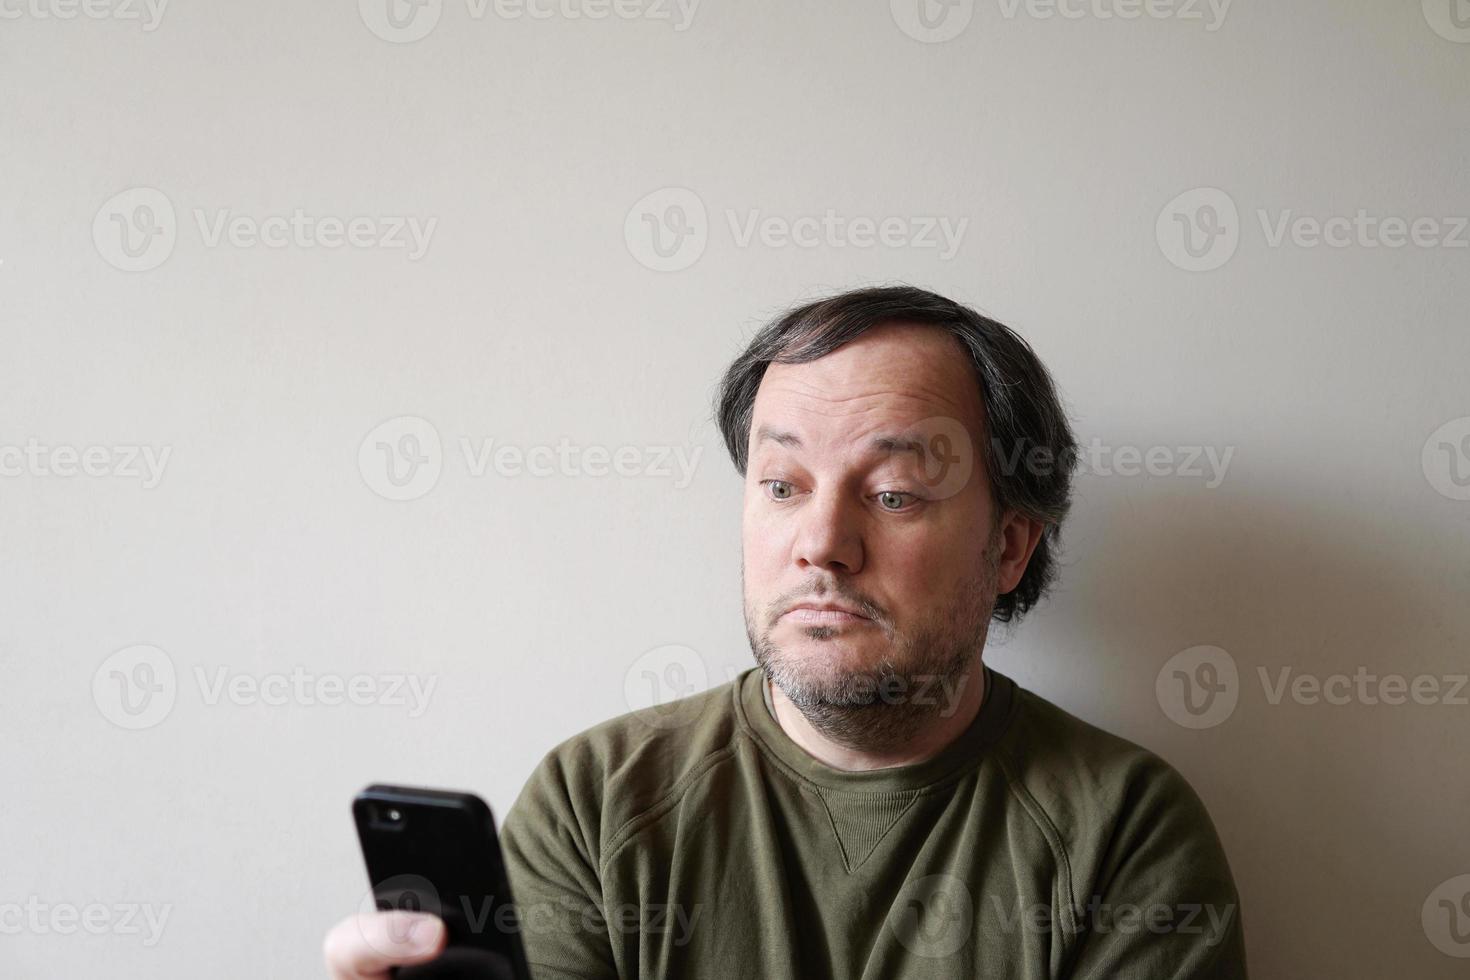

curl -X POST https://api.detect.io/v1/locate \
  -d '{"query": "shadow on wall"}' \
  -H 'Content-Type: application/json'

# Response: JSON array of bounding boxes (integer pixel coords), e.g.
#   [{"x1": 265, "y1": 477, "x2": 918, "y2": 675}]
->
[{"x1": 1023, "y1": 475, "x2": 1470, "y2": 979}]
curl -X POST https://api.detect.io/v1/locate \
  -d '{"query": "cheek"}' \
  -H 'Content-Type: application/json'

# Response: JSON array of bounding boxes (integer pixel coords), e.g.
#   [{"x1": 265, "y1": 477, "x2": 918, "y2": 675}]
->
[
  {"x1": 877, "y1": 544, "x2": 939, "y2": 607},
  {"x1": 742, "y1": 488, "x2": 788, "y2": 548},
  {"x1": 741, "y1": 513, "x2": 783, "y2": 586},
  {"x1": 875, "y1": 526, "x2": 977, "y2": 607}
]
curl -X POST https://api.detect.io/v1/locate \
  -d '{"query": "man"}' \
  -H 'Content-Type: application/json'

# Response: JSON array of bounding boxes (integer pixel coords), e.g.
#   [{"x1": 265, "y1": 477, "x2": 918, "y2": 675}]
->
[{"x1": 325, "y1": 285, "x2": 1248, "y2": 978}]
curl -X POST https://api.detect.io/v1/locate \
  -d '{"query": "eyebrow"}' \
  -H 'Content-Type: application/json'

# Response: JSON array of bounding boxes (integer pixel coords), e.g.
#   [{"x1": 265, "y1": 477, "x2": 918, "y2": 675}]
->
[{"x1": 754, "y1": 425, "x2": 927, "y2": 457}]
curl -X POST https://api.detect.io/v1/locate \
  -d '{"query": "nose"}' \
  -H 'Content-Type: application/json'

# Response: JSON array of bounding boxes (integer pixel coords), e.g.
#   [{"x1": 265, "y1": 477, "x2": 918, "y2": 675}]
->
[{"x1": 792, "y1": 490, "x2": 864, "y2": 575}]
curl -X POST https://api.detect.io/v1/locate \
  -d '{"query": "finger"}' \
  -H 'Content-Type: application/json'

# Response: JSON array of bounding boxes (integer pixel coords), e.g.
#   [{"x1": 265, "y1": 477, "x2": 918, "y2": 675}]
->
[{"x1": 323, "y1": 911, "x2": 447, "y2": 979}]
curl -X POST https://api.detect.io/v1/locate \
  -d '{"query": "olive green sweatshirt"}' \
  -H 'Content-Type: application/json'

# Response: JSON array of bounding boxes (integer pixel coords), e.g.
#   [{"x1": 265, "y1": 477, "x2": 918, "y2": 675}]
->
[{"x1": 500, "y1": 665, "x2": 1247, "y2": 979}]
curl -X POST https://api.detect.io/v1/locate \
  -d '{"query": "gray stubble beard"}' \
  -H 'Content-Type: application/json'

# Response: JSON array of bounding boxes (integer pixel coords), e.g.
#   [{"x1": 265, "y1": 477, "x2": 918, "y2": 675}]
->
[{"x1": 743, "y1": 532, "x2": 1000, "y2": 753}]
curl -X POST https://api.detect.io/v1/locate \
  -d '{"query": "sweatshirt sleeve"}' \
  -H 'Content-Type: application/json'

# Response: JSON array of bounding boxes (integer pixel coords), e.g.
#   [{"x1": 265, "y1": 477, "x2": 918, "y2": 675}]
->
[
  {"x1": 1059, "y1": 756, "x2": 1248, "y2": 979},
  {"x1": 500, "y1": 748, "x2": 620, "y2": 980}
]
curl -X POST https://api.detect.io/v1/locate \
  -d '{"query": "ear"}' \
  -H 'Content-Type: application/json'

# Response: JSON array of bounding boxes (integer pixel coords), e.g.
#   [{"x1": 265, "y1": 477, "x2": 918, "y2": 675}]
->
[{"x1": 994, "y1": 510, "x2": 1047, "y2": 595}]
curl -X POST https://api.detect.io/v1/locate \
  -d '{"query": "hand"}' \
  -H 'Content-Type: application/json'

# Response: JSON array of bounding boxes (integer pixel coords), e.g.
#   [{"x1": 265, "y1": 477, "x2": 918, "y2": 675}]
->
[{"x1": 323, "y1": 911, "x2": 447, "y2": 979}]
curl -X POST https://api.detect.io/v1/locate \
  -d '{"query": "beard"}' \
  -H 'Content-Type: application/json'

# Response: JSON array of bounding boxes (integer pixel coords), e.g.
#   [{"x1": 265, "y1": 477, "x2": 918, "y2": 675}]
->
[{"x1": 743, "y1": 526, "x2": 1001, "y2": 753}]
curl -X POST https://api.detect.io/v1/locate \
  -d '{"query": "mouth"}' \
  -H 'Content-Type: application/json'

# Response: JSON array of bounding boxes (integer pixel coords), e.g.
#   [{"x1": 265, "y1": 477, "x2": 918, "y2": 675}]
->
[{"x1": 780, "y1": 603, "x2": 874, "y2": 626}]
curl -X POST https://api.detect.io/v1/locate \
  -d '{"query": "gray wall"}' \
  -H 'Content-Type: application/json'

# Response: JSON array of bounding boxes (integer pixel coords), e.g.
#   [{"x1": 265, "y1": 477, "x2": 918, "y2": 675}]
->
[{"x1": 4, "y1": 0, "x2": 1468, "y2": 976}]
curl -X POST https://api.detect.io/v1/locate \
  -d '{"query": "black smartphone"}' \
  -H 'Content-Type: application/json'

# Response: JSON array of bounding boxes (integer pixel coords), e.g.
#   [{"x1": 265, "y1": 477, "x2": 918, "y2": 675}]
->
[{"x1": 353, "y1": 784, "x2": 533, "y2": 980}]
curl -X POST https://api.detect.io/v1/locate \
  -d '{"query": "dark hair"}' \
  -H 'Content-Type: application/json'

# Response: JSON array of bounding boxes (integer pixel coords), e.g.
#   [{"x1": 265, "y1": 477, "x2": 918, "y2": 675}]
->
[{"x1": 714, "y1": 284, "x2": 1079, "y2": 624}]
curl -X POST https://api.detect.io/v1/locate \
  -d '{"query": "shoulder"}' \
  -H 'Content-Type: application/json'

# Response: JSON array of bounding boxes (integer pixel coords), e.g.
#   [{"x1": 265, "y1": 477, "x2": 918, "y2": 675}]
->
[
  {"x1": 999, "y1": 681, "x2": 1203, "y2": 822},
  {"x1": 994, "y1": 676, "x2": 1238, "y2": 905},
  {"x1": 993, "y1": 677, "x2": 1247, "y2": 970},
  {"x1": 502, "y1": 671, "x2": 748, "y2": 864}
]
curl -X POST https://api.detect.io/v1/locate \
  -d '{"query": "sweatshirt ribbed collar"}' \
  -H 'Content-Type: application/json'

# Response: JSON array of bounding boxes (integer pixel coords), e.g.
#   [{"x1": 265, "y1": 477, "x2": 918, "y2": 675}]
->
[{"x1": 736, "y1": 663, "x2": 1016, "y2": 794}]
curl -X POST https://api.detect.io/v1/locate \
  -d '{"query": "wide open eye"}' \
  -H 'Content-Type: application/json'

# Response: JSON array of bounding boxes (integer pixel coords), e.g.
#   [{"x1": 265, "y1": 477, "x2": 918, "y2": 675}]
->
[
  {"x1": 762, "y1": 479, "x2": 795, "y2": 501},
  {"x1": 876, "y1": 490, "x2": 917, "y2": 511}
]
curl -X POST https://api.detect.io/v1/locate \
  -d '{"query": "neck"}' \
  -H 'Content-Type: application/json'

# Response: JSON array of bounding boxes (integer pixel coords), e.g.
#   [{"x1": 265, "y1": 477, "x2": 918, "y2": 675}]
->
[{"x1": 766, "y1": 665, "x2": 986, "y2": 772}]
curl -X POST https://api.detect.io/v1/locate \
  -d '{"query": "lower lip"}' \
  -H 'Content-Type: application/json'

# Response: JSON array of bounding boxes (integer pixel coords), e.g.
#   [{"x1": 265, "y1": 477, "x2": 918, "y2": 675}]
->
[{"x1": 783, "y1": 608, "x2": 872, "y2": 625}]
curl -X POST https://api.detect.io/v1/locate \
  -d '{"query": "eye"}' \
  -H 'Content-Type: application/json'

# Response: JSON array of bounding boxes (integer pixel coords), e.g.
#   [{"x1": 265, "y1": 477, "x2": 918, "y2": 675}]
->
[
  {"x1": 761, "y1": 479, "x2": 796, "y2": 501},
  {"x1": 876, "y1": 490, "x2": 916, "y2": 511}
]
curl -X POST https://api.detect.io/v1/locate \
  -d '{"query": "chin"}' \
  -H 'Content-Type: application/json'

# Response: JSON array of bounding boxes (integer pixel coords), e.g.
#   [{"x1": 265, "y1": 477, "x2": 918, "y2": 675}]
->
[{"x1": 773, "y1": 634, "x2": 889, "y2": 676}]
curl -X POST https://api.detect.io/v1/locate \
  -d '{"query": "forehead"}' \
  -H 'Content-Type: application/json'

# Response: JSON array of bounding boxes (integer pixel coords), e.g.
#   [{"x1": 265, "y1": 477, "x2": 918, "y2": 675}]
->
[{"x1": 750, "y1": 321, "x2": 986, "y2": 451}]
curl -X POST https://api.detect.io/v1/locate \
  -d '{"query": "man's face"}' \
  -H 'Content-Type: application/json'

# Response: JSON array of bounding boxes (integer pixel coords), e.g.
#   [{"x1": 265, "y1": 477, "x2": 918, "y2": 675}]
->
[{"x1": 741, "y1": 322, "x2": 1038, "y2": 746}]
